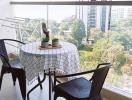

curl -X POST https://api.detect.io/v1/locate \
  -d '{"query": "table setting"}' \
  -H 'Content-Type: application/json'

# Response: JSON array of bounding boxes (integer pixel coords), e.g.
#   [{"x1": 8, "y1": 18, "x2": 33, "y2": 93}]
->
[{"x1": 19, "y1": 22, "x2": 80, "y2": 100}]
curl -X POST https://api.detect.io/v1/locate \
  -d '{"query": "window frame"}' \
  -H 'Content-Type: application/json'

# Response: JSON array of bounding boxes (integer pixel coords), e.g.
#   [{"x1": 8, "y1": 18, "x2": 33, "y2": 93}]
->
[{"x1": 10, "y1": 1, "x2": 132, "y2": 6}]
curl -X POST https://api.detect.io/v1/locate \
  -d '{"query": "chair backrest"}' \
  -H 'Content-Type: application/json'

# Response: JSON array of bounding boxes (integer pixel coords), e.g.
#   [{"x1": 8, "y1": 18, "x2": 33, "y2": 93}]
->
[
  {"x1": 0, "y1": 39, "x2": 9, "y2": 65},
  {"x1": 89, "y1": 64, "x2": 111, "y2": 98}
]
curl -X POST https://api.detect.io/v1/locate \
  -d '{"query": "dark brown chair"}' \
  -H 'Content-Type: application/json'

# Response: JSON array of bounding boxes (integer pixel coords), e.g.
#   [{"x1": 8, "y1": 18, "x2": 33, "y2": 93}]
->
[
  {"x1": 0, "y1": 39, "x2": 43, "y2": 100},
  {"x1": 54, "y1": 63, "x2": 111, "y2": 100}
]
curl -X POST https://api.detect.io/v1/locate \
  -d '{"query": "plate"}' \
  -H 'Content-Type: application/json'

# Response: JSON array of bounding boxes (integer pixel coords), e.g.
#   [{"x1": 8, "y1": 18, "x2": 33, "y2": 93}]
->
[{"x1": 39, "y1": 44, "x2": 62, "y2": 50}]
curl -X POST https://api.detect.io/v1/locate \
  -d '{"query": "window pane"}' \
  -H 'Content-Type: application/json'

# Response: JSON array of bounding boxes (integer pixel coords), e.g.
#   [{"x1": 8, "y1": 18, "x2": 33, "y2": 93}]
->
[{"x1": 12, "y1": 5, "x2": 132, "y2": 95}]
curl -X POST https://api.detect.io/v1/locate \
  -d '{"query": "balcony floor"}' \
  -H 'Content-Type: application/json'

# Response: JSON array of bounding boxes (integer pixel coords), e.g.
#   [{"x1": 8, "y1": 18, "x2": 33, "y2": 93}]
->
[
  {"x1": 0, "y1": 73, "x2": 66, "y2": 100},
  {"x1": 0, "y1": 70, "x2": 109, "y2": 100}
]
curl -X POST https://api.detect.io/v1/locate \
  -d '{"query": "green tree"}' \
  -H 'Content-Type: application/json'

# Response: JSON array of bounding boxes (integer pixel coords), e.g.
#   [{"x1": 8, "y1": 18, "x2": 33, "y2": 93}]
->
[
  {"x1": 60, "y1": 22, "x2": 69, "y2": 31},
  {"x1": 92, "y1": 38, "x2": 110, "y2": 62},
  {"x1": 111, "y1": 32, "x2": 132, "y2": 50},
  {"x1": 72, "y1": 19, "x2": 86, "y2": 46},
  {"x1": 93, "y1": 38, "x2": 126, "y2": 74},
  {"x1": 89, "y1": 28, "x2": 104, "y2": 42},
  {"x1": 101, "y1": 43, "x2": 126, "y2": 74}
]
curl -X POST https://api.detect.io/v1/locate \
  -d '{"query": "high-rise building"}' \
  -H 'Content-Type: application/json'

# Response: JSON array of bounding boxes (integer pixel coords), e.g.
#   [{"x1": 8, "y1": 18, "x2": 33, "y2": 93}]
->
[
  {"x1": 111, "y1": 6, "x2": 132, "y2": 22},
  {"x1": 76, "y1": 6, "x2": 110, "y2": 33},
  {"x1": 100, "y1": 6, "x2": 111, "y2": 32},
  {"x1": 88, "y1": 6, "x2": 97, "y2": 28}
]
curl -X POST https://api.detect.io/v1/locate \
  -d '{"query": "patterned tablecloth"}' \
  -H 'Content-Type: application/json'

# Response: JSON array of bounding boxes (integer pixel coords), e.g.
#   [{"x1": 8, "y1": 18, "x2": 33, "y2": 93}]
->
[{"x1": 19, "y1": 41, "x2": 80, "y2": 81}]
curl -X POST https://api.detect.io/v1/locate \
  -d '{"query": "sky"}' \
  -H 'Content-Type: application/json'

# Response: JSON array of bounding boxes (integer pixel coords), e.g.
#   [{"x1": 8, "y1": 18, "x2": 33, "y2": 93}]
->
[
  {"x1": 12, "y1": 0, "x2": 132, "y2": 22},
  {"x1": 13, "y1": 5, "x2": 76, "y2": 22}
]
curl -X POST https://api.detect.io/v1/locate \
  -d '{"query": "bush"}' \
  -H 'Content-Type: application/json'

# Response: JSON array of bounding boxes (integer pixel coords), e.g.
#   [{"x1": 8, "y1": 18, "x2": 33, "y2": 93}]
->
[
  {"x1": 78, "y1": 44, "x2": 93, "y2": 51},
  {"x1": 79, "y1": 51, "x2": 98, "y2": 70}
]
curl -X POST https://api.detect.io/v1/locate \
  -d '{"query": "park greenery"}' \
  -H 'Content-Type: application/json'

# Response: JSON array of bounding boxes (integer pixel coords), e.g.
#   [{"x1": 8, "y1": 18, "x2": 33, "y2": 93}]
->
[
  {"x1": 19, "y1": 16, "x2": 132, "y2": 90},
  {"x1": 71, "y1": 19, "x2": 86, "y2": 46}
]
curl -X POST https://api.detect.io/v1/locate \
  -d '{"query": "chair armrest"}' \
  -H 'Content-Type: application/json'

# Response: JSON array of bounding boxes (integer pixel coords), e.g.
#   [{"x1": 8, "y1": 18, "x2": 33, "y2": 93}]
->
[
  {"x1": 54, "y1": 64, "x2": 111, "y2": 86},
  {"x1": 3, "y1": 39, "x2": 25, "y2": 49},
  {"x1": 53, "y1": 69, "x2": 96, "y2": 86},
  {"x1": 3, "y1": 39, "x2": 25, "y2": 44},
  {"x1": 97, "y1": 63, "x2": 111, "y2": 68},
  {"x1": 55, "y1": 63, "x2": 112, "y2": 79},
  {"x1": 55, "y1": 69, "x2": 96, "y2": 78}
]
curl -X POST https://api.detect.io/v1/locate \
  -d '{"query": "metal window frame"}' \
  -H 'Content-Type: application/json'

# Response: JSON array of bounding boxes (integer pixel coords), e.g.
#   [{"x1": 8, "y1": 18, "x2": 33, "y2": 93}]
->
[{"x1": 10, "y1": 1, "x2": 132, "y2": 6}]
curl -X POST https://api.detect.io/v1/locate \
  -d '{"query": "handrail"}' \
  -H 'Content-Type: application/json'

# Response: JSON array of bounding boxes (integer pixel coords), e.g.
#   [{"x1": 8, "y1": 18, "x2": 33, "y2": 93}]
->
[
  {"x1": 1, "y1": 24, "x2": 31, "y2": 31},
  {"x1": 0, "y1": 18, "x2": 23, "y2": 24},
  {"x1": 6, "y1": 17, "x2": 25, "y2": 22}
]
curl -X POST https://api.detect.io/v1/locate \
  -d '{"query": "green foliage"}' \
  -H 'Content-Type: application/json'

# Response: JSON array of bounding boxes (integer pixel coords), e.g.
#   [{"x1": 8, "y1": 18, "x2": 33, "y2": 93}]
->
[
  {"x1": 115, "y1": 52, "x2": 126, "y2": 74},
  {"x1": 59, "y1": 30, "x2": 64, "y2": 35},
  {"x1": 92, "y1": 38, "x2": 126, "y2": 74},
  {"x1": 111, "y1": 32, "x2": 132, "y2": 50},
  {"x1": 79, "y1": 51, "x2": 98, "y2": 70},
  {"x1": 102, "y1": 43, "x2": 126, "y2": 74},
  {"x1": 106, "y1": 71, "x2": 123, "y2": 88},
  {"x1": 92, "y1": 38, "x2": 110, "y2": 62},
  {"x1": 52, "y1": 38, "x2": 59, "y2": 42},
  {"x1": 66, "y1": 38, "x2": 78, "y2": 46},
  {"x1": 79, "y1": 51, "x2": 94, "y2": 61},
  {"x1": 89, "y1": 28, "x2": 104, "y2": 42},
  {"x1": 42, "y1": 37, "x2": 49, "y2": 42},
  {"x1": 78, "y1": 44, "x2": 93, "y2": 51},
  {"x1": 60, "y1": 22, "x2": 69, "y2": 30},
  {"x1": 72, "y1": 19, "x2": 86, "y2": 46},
  {"x1": 60, "y1": 15, "x2": 75, "y2": 30}
]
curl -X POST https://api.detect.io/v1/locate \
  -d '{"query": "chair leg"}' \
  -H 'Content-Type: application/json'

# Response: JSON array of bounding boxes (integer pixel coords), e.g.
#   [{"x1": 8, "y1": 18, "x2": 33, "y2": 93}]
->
[
  {"x1": 12, "y1": 73, "x2": 17, "y2": 86},
  {"x1": 98, "y1": 94, "x2": 103, "y2": 100},
  {"x1": 54, "y1": 93, "x2": 58, "y2": 100},
  {"x1": 0, "y1": 67, "x2": 6, "y2": 90},
  {"x1": 18, "y1": 70, "x2": 26, "y2": 100},
  {"x1": 38, "y1": 75, "x2": 43, "y2": 90},
  {"x1": 51, "y1": 78, "x2": 54, "y2": 92}
]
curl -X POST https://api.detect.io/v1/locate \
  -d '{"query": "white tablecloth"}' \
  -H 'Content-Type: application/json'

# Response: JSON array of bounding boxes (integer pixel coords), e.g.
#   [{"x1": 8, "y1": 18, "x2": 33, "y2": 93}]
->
[{"x1": 19, "y1": 41, "x2": 80, "y2": 81}]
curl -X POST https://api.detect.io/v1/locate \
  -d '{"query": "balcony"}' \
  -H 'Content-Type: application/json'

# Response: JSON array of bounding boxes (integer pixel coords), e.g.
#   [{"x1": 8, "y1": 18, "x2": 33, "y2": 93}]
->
[{"x1": 0, "y1": 0, "x2": 132, "y2": 100}]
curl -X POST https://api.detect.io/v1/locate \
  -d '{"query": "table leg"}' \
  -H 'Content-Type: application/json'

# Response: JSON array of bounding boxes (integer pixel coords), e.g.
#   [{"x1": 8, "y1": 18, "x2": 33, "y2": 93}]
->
[
  {"x1": 27, "y1": 72, "x2": 46, "y2": 100},
  {"x1": 49, "y1": 70, "x2": 51, "y2": 100},
  {"x1": 38, "y1": 75, "x2": 43, "y2": 90}
]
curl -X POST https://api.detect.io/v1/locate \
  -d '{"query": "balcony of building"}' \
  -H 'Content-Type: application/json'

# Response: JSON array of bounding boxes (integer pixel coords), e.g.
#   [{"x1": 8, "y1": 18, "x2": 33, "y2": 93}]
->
[{"x1": 0, "y1": 0, "x2": 132, "y2": 100}]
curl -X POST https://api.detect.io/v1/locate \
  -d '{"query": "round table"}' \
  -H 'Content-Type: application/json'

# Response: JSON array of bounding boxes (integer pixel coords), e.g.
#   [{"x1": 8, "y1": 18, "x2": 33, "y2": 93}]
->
[
  {"x1": 20, "y1": 41, "x2": 80, "y2": 81},
  {"x1": 20, "y1": 41, "x2": 80, "y2": 100}
]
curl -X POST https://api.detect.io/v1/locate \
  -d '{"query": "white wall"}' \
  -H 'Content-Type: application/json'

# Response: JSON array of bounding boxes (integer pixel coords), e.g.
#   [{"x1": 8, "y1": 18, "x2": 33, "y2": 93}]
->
[
  {"x1": 0, "y1": 0, "x2": 18, "y2": 53},
  {"x1": 0, "y1": 0, "x2": 16, "y2": 39}
]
